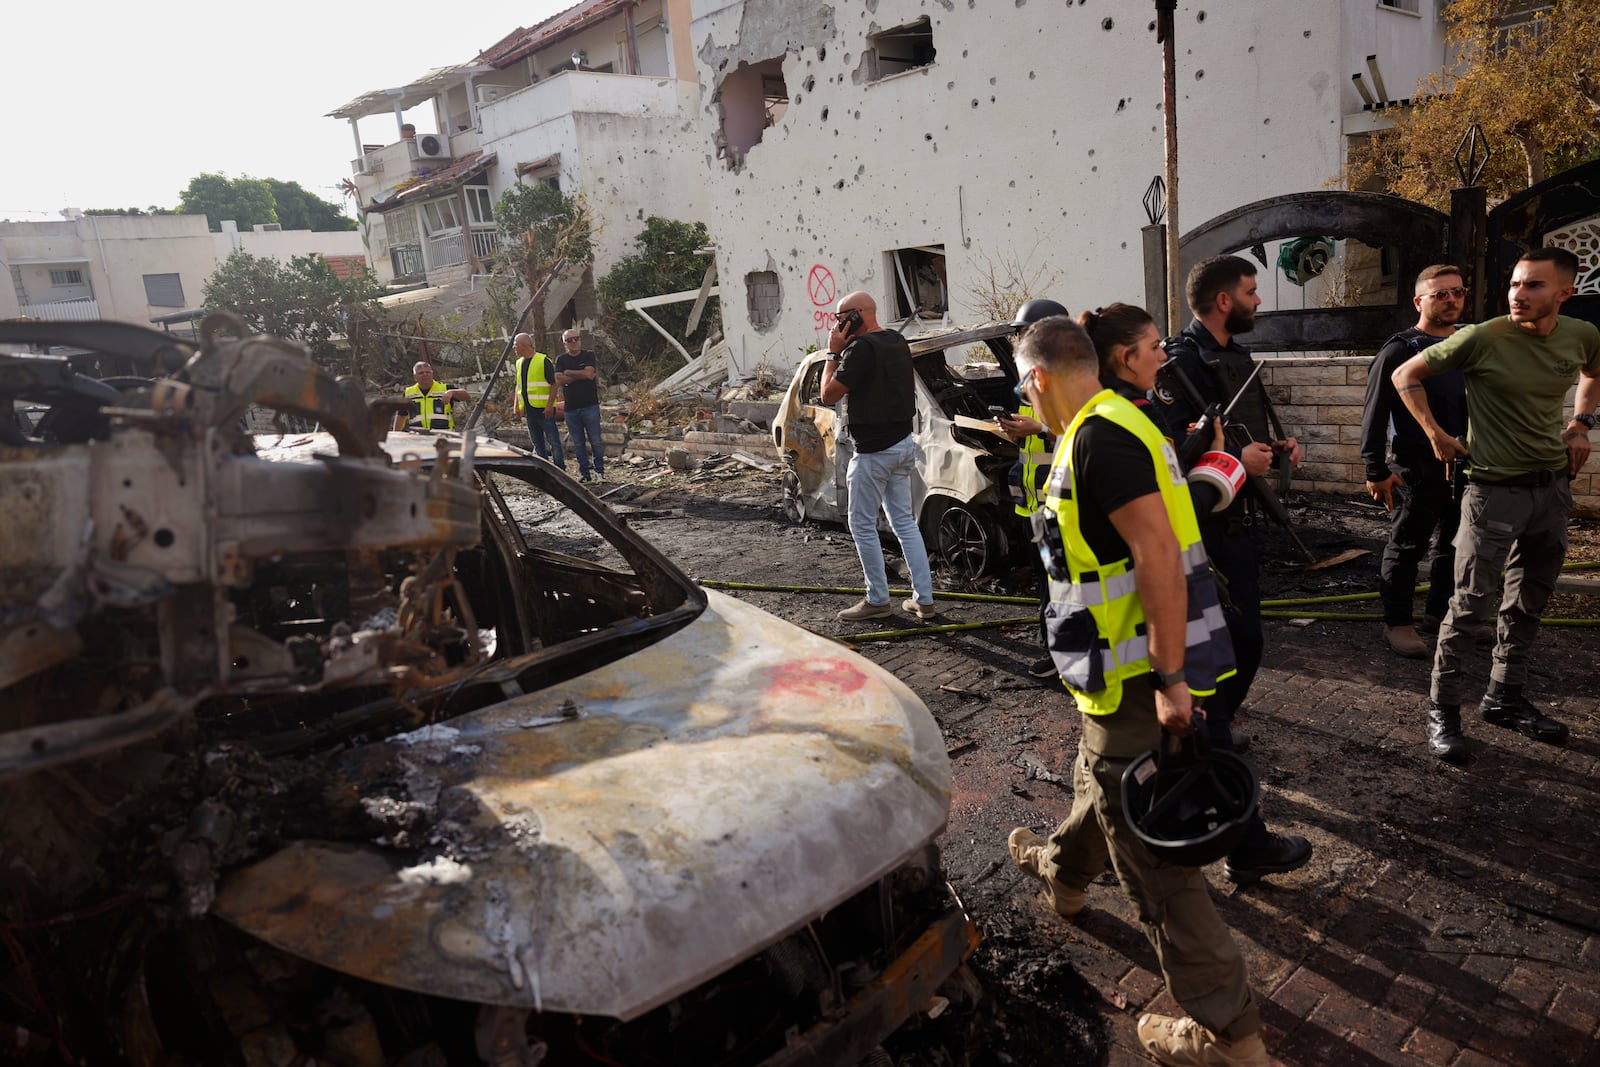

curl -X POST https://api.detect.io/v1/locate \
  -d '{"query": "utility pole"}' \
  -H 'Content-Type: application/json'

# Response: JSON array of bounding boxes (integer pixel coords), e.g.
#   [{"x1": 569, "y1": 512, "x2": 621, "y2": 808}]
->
[{"x1": 1156, "y1": 0, "x2": 1181, "y2": 333}]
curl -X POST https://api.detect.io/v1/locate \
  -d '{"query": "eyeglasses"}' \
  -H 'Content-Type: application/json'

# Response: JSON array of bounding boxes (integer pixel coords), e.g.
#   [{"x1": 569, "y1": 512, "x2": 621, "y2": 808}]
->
[
  {"x1": 1421, "y1": 287, "x2": 1468, "y2": 300},
  {"x1": 562, "y1": 336, "x2": 580, "y2": 343},
  {"x1": 1013, "y1": 367, "x2": 1037, "y2": 403}
]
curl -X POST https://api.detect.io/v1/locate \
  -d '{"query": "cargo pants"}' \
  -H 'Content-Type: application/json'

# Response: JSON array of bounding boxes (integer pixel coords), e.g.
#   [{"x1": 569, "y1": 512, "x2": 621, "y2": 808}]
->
[
  {"x1": 1432, "y1": 476, "x2": 1571, "y2": 706},
  {"x1": 1043, "y1": 679, "x2": 1261, "y2": 1043}
]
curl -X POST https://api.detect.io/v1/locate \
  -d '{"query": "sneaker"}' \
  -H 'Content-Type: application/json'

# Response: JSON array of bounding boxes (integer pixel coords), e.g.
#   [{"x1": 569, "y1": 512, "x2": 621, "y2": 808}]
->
[
  {"x1": 1027, "y1": 656, "x2": 1058, "y2": 680},
  {"x1": 1480, "y1": 692, "x2": 1569, "y2": 746},
  {"x1": 578, "y1": 474, "x2": 592, "y2": 483},
  {"x1": 838, "y1": 598, "x2": 894, "y2": 622},
  {"x1": 901, "y1": 598, "x2": 938, "y2": 620},
  {"x1": 1382, "y1": 623, "x2": 1428, "y2": 659},
  {"x1": 1006, "y1": 828, "x2": 1085, "y2": 917},
  {"x1": 1223, "y1": 832, "x2": 1312, "y2": 885},
  {"x1": 1136, "y1": 1013, "x2": 1269, "y2": 1067},
  {"x1": 593, "y1": 471, "x2": 605, "y2": 483}
]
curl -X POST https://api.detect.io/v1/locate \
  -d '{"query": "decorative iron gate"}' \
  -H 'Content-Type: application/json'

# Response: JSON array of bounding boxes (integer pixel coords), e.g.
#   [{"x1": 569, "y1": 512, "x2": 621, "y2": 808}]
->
[
  {"x1": 1145, "y1": 190, "x2": 1448, "y2": 352},
  {"x1": 1485, "y1": 156, "x2": 1600, "y2": 328}
]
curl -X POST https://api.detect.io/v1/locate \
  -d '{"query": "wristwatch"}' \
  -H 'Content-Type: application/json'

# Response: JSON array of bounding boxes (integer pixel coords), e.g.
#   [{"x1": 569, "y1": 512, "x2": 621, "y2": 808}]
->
[
  {"x1": 1147, "y1": 667, "x2": 1185, "y2": 689},
  {"x1": 1571, "y1": 412, "x2": 1597, "y2": 430}
]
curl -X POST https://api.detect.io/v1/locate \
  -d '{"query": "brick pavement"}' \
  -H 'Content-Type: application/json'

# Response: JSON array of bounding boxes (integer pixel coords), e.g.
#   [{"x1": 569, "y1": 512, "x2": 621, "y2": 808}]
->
[
  {"x1": 846, "y1": 610, "x2": 1600, "y2": 1067},
  {"x1": 668, "y1": 493, "x2": 1600, "y2": 1066}
]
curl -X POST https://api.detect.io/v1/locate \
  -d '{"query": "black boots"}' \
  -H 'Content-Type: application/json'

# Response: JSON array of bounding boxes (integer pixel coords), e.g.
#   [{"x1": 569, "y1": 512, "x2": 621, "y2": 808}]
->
[
  {"x1": 1427, "y1": 703, "x2": 1469, "y2": 763},
  {"x1": 1481, "y1": 684, "x2": 1569, "y2": 746}
]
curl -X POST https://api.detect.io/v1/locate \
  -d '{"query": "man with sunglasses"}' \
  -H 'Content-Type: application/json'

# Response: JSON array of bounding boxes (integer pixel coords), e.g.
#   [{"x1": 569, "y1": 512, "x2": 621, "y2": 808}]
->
[
  {"x1": 820, "y1": 291, "x2": 937, "y2": 621},
  {"x1": 1393, "y1": 246, "x2": 1600, "y2": 762},
  {"x1": 1360, "y1": 265, "x2": 1469, "y2": 659}
]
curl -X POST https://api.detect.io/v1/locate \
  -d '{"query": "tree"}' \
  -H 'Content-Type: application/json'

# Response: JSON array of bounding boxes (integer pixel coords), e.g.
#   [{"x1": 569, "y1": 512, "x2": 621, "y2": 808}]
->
[
  {"x1": 84, "y1": 206, "x2": 177, "y2": 217},
  {"x1": 494, "y1": 183, "x2": 594, "y2": 349},
  {"x1": 176, "y1": 174, "x2": 356, "y2": 232},
  {"x1": 203, "y1": 251, "x2": 383, "y2": 374},
  {"x1": 264, "y1": 179, "x2": 358, "y2": 232},
  {"x1": 596, "y1": 217, "x2": 717, "y2": 378},
  {"x1": 1344, "y1": 0, "x2": 1600, "y2": 208},
  {"x1": 179, "y1": 174, "x2": 278, "y2": 231}
]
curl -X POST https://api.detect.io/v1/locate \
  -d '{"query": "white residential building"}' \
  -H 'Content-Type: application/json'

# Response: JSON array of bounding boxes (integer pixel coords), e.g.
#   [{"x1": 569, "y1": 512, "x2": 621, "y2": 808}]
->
[
  {"x1": 688, "y1": 0, "x2": 1451, "y2": 376},
  {"x1": 329, "y1": 0, "x2": 706, "y2": 337},
  {"x1": 2, "y1": 213, "x2": 366, "y2": 327}
]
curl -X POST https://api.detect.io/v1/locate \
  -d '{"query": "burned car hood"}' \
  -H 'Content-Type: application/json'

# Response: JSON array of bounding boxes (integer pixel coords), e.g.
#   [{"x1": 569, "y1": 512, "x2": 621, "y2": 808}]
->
[{"x1": 215, "y1": 589, "x2": 950, "y2": 1021}]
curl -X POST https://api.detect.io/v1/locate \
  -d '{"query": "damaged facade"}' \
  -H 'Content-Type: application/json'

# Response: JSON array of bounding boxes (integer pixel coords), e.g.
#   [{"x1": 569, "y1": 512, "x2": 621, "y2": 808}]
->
[{"x1": 689, "y1": 0, "x2": 1454, "y2": 374}]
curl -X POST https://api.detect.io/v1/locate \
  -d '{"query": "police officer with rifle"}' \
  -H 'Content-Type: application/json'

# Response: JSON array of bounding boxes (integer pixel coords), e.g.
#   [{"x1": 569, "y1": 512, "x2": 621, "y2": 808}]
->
[{"x1": 1154, "y1": 254, "x2": 1312, "y2": 886}]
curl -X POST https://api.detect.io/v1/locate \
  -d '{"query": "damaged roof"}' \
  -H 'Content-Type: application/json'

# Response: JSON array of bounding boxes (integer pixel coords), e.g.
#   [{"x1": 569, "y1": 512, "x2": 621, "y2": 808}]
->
[
  {"x1": 327, "y1": 63, "x2": 491, "y2": 121},
  {"x1": 363, "y1": 152, "x2": 496, "y2": 214},
  {"x1": 476, "y1": 0, "x2": 634, "y2": 69}
]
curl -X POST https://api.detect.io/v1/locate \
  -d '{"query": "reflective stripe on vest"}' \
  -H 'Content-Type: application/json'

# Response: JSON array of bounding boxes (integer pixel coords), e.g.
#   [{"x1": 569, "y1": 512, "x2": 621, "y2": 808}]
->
[
  {"x1": 1040, "y1": 389, "x2": 1235, "y2": 716},
  {"x1": 1011, "y1": 402, "x2": 1059, "y2": 517},
  {"x1": 404, "y1": 382, "x2": 454, "y2": 430},
  {"x1": 516, "y1": 355, "x2": 553, "y2": 408}
]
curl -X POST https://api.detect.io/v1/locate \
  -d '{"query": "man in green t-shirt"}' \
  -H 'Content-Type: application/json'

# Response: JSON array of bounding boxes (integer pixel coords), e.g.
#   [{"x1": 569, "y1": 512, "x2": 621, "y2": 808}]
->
[{"x1": 1393, "y1": 247, "x2": 1600, "y2": 762}]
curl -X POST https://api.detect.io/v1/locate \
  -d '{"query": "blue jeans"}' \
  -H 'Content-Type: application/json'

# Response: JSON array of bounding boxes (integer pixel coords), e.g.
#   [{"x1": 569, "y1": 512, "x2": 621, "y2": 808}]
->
[
  {"x1": 845, "y1": 435, "x2": 933, "y2": 606},
  {"x1": 564, "y1": 404, "x2": 605, "y2": 478},
  {"x1": 526, "y1": 410, "x2": 565, "y2": 468}
]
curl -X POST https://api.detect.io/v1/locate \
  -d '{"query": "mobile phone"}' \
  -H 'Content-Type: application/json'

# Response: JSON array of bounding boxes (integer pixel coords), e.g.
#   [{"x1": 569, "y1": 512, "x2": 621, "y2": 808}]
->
[
  {"x1": 988, "y1": 405, "x2": 1006, "y2": 418},
  {"x1": 836, "y1": 310, "x2": 861, "y2": 337}
]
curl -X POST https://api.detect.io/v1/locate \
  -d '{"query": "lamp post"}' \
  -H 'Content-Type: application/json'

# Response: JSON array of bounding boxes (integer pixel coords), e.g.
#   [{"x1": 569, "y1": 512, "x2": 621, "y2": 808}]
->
[{"x1": 1155, "y1": 0, "x2": 1181, "y2": 334}]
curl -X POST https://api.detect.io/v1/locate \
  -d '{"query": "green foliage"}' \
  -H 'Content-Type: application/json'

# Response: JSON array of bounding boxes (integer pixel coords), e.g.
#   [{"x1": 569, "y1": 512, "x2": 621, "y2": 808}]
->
[
  {"x1": 495, "y1": 183, "x2": 594, "y2": 283},
  {"x1": 203, "y1": 251, "x2": 383, "y2": 369},
  {"x1": 596, "y1": 217, "x2": 718, "y2": 377},
  {"x1": 177, "y1": 173, "x2": 355, "y2": 232},
  {"x1": 264, "y1": 179, "x2": 358, "y2": 231},
  {"x1": 84, "y1": 206, "x2": 177, "y2": 216}
]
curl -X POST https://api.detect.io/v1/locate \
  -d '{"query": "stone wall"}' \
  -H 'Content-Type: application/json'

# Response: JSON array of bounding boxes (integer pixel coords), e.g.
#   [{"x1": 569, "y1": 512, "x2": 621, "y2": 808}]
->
[{"x1": 1260, "y1": 357, "x2": 1600, "y2": 513}]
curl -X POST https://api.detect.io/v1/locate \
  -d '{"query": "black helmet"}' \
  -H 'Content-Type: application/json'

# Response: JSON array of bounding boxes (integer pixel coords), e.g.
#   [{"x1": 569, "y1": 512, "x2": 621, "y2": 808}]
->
[
  {"x1": 1010, "y1": 298, "x2": 1070, "y2": 328},
  {"x1": 1121, "y1": 724, "x2": 1258, "y2": 867}
]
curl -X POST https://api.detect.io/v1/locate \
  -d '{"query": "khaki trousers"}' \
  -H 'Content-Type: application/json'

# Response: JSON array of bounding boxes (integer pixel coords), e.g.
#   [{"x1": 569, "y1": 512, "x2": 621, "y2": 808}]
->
[{"x1": 1044, "y1": 680, "x2": 1260, "y2": 1042}]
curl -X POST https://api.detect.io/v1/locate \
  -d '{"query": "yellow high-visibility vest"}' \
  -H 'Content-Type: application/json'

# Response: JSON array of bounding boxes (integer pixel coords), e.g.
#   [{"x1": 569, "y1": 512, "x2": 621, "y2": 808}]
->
[
  {"x1": 515, "y1": 354, "x2": 554, "y2": 409},
  {"x1": 404, "y1": 381, "x2": 455, "y2": 430},
  {"x1": 1039, "y1": 389, "x2": 1234, "y2": 715}
]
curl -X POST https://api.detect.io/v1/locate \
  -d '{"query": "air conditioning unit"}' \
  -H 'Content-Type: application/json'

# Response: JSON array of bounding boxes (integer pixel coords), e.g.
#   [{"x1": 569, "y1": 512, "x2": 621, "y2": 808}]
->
[{"x1": 412, "y1": 134, "x2": 450, "y2": 160}]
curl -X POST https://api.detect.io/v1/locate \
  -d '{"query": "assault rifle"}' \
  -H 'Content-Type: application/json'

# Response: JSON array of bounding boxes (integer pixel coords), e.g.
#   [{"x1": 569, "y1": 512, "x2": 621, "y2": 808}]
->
[{"x1": 1158, "y1": 359, "x2": 1316, "y2": 563}]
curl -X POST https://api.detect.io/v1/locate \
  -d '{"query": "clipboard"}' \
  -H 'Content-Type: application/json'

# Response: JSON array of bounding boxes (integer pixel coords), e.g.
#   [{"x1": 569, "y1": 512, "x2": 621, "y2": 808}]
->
[{"x1": 952, "y1": 414, "x2": 1010, "y2": 438}]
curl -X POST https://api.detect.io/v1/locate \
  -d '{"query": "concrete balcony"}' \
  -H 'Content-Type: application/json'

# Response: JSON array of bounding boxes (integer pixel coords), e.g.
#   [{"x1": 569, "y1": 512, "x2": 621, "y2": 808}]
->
[{"x1": 478, "y1": 71, "x2": 689, "y2": 141}]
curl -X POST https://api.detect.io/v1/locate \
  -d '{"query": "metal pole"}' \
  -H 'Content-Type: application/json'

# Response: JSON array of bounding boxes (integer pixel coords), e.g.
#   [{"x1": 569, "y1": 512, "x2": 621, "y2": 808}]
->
[{"x1": 1157, "y1": 0, "x2": 1181, "y2": 333}]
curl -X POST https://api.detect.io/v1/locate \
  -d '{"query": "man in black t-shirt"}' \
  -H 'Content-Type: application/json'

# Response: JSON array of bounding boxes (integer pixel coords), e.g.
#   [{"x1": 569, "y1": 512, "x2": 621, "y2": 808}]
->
[
  {"x1": 820, "y1": 291, "x2": 936, "y2": 622},
  {"x1": 1359, "y1": 265, "x2": 1468, "y2": 658},
  {"x1": 556, "y1": 328, "x2": 606, "y2": 483}
]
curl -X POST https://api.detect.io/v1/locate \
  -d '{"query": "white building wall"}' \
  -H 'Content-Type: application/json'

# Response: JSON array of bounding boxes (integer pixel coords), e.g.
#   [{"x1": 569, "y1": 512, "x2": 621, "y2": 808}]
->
[
  {"x1": 688, "y1": 0, "x2": 1448, "y2": 378},
  {"x1": 480, "y1": 75, "x2": 709, "y2": 272},
  {"x1": 212, "y1": 227, "x2": 368, "y2": 265}
]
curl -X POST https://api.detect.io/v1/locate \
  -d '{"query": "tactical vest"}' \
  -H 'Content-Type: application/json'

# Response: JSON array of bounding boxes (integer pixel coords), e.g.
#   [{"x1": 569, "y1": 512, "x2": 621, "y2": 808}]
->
[
  {"x1": 515, "y1": 354, "x2": 554, "y2": 409},
  {"x1": 1037, "y1": 389, "x2": 1235, "y2": 716},
  {"x1": 1009, "y1": 402, "x2": 1057, "y2": 517},
  {"x1": 404, "y1": 382, "x2": 455, "y2": 430}
]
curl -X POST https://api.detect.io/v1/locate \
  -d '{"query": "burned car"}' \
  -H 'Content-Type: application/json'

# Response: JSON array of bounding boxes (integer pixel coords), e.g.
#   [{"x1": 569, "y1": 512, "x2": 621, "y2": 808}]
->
[
  {"x1": 0, "y1": 318, "x2": 975, "y2": 1065},
  {"x1": 772, "y1": 324, "x2": 1025, "y2": 581}
]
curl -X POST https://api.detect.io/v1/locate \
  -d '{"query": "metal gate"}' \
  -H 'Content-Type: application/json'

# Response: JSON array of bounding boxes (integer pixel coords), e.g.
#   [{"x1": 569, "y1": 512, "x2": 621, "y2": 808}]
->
[
  {"x1": 1145, "y1": 190, "x2": 1449, "y2": 352},
  {"x1": 1485, "y1": 156, "x2": 1600, "y2": 328}
]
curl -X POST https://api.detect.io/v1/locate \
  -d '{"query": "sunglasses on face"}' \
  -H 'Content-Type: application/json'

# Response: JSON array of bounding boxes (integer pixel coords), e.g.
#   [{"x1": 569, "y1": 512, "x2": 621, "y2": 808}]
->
[
  {"x1": 1013, "y1": 368, "x2": 1036, "y2": 403},
  {"x1": 1421, "y1": 287, "x2": 1468, "y2": 300}
]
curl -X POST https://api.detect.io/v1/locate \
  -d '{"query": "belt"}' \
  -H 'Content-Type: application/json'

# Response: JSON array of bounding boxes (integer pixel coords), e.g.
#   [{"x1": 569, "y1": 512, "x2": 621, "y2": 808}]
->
[{"x1": 1469, "y1": 468, "x2": 1567, "y2": 488}]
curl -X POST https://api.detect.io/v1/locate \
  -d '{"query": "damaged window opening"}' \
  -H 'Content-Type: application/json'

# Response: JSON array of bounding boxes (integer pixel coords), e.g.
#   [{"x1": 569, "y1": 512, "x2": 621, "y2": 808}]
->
[
  {"x1": 867, "y1": 17, "x2": 936, "y2": 82},
  {"x1": 887, "y1": 246, "x2": 948, "y2": 323},
  {"x1": 746, "y1": 270, "x2": 780, "y2": 331},
  {"x1": 716, "y1": 57, "x2": 787, "y2": 169}
]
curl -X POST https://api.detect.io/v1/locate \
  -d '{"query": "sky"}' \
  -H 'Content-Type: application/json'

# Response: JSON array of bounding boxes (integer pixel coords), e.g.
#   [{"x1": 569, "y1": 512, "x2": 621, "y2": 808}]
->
[{"x1": 2, "y1": 0, "x2": 580, "y2": 222}]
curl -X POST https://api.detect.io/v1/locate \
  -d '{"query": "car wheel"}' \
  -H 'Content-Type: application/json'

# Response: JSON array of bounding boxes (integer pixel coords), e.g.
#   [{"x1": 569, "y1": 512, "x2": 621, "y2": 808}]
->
[
  {"x1": 931, "y1": 503, "x2": 1006, "y2": 581},
  {"x1": 781, "y1": 467, "x2": 806, "y2": 524}
]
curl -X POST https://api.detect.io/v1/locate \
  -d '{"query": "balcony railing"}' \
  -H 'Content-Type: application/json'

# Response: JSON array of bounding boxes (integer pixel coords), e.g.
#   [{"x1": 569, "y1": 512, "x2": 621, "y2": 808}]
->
[
  {"x1": 424, "y1": 228, "x2": 500, "y2": 273},
  {"x1": 425, "y1": 231, "x2": 469, "y2": 270},
  {"x1": 20, "y1": 298, "x2": 100, "y2": 321}
]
